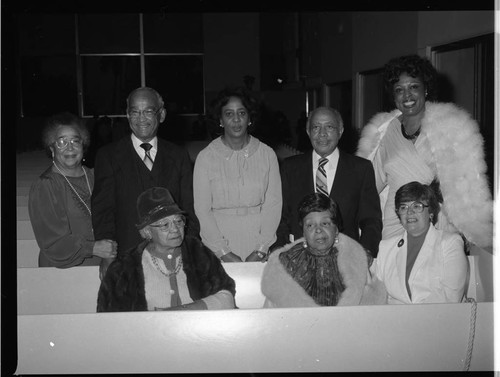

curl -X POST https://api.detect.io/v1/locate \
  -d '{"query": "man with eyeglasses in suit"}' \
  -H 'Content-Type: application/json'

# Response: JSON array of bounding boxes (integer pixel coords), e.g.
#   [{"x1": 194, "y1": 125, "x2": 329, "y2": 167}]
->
[{"x1": 91, "y1": 87, "x2": 200, "y2": 279}]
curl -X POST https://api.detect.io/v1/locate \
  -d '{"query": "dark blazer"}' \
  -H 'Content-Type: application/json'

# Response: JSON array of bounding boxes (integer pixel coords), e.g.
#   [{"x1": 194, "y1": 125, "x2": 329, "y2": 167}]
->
[
  {"x1": 276, "y1": 149, "x2": 382, "y2": 257},
  {"x1": 96, "y1": 236, "x2": 236, "y2": 312},
  {"x1": 91, "y1": 135, "x2": 200, "y2": 253}
]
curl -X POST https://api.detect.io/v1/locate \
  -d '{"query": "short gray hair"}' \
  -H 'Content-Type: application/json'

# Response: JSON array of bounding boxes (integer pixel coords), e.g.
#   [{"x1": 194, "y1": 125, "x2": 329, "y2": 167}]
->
[
  {"x1": 126, "y1": 87, "x2": 165, "y2": 110},
  {"x1": 306, "y1": 106, "x2": 344, "y2": 131}
]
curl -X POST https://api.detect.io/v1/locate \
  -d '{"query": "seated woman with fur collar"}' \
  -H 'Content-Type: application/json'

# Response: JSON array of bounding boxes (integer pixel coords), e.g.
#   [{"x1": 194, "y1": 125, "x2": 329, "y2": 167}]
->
[
  {"x1": 261, "y1": 193, "x2": 387, "y2": 308},
  {"x1": 97, "y1": 187, "x2": 236, "y2": 312}
]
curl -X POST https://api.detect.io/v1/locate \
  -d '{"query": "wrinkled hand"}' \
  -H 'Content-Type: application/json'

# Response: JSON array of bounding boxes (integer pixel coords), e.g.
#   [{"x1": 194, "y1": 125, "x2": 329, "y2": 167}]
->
[
  {"x1": 93, "y1": 239, "x2": 118, "y2": 259},
  {"x1": 221, "y1": 252, "x2": 243, "y2": 263},
  {"x1": 99, "y1": 257, "x2": 115, "y2": 281},
  {"x1": 245, "y1": 250, "x2": 267, "y2": 262}
]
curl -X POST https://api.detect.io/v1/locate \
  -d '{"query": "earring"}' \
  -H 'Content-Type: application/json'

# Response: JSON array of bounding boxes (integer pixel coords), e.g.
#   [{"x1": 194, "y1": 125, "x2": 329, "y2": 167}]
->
[
  {"x1": 334, "y1": 234, "x2": 339, "y2": 244},
  {"x1": 302, "y1": 240, "x2": 307, "y2": 249},
  {"x1": 248, "y1": 122, "x2": 252, "y2": 126},
  {"x1": 219, "y1": 123, "x2": 224, "y2": 128}
]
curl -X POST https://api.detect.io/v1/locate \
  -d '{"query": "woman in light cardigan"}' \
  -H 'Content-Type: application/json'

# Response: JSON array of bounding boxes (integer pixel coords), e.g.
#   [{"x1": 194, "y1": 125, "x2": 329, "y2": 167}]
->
[{"x1": 356, "y1": 54, "x2": 492, "y2": 250}]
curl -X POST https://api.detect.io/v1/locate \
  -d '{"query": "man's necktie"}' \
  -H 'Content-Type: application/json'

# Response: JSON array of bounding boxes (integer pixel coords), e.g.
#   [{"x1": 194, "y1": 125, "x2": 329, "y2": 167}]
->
[
  {"x1": 316, "y1": 157, "x2": 329, "y2": 196},
  {"x1": 140, "y1": 143, "x2": 154, "y2": 170}
]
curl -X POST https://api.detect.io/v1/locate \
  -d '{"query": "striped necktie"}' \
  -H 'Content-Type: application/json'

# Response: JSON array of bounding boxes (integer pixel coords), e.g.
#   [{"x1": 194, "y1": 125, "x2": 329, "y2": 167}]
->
[
  {"x1": 140, "y1": 143, "x2": 154, "y2": 170},
  {"x1": 316, "y1": 157, "x2": 329, "y2": 196}
]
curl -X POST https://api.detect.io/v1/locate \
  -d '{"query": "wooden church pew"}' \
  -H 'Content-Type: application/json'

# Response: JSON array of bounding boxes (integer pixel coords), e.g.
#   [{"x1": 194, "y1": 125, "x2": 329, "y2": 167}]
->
[
  {"x1": 16, "y1": 245, "x2": 494, "y2": 373},
  {"x1": 18, "y1": 262, "x2": 266, "y2": 315},
  {"x1": 16, "y1": 302, "x2": 494, "y2": 373}
]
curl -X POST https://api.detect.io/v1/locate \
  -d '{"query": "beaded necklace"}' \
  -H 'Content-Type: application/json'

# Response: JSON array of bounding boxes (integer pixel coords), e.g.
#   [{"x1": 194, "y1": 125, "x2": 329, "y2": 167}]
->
[
  {"x1": 52, "y1": 161, "x2": 92, "y2": 215},
  {"x1": 401, "y1": 123, "x2": 421, "y2": 142},
  {"x1": 150, "y1": 253, "x2": 183, "y2": 278}
]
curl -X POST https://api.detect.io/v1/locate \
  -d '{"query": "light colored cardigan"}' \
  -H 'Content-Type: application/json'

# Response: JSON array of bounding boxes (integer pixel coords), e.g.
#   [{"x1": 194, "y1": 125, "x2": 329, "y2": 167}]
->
[{"x1": 357, "y1": 102, "x2": 493, "y2": 249}]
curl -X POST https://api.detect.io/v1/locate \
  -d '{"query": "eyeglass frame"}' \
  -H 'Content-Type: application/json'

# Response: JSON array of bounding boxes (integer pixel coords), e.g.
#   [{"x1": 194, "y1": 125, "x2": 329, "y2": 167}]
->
[
  {"x1": 149, "y1": 215, "x2": 186, "y2": 232},
  {"x1": 396, "y1": 201, "x2": 429, "y2": 215},
  {"x1": 53, "y1": 136, "x2": 84, "y2": 150},
  {"x1": 127, "y1": 108, "x2": 162, "y2": 121}
]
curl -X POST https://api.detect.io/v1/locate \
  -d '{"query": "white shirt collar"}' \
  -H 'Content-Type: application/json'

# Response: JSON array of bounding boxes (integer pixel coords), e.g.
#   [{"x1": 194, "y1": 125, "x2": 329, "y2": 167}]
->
[
  {"x1": 131, "y1": 133, "x2": 158, "y2": 150},
  {"x1": 312, "y1": 148, "x2": 340, "y2": 194},
  {"x1": 312, "y1": 148, "x2": 339, "y2": 164}
]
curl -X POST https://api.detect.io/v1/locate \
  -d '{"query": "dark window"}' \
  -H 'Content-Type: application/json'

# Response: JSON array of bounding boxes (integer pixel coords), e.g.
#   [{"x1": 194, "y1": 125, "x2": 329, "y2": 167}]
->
[
  {"x1": 143, "y1": 13, "x2": 203, "y2": 53},
  {"x1": 81, "y1": 56, "x2": 141, "y2": 116},
  {"x1": 145, "y1": 55, "x2": 204, "y2": 114},
  {"x1": 20, "y1": 55, "x2": 78, "y2": 116},
  {"x1": 78, "y1": 14, "x2": 140, "y2": 54}
]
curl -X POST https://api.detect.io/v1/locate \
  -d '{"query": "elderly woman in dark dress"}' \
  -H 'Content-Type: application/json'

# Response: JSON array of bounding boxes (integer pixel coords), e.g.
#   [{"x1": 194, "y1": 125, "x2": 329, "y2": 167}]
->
[
  {"x1": 97, "y1": 187, "x2": 236, "y2": 312},
  {"x1": 261, "y1": 193, "x2": 386, "y2": 308},
  {"x1": 28, "y1": 112, "x2": 117, "y2": 268}
]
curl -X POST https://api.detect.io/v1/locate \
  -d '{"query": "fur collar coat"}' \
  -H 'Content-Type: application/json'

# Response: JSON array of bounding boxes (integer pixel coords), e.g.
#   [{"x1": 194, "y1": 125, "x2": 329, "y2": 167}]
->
[
  {"x1": 260, "y1": 234, "x2": 387, "y2": 307},
  {"x1": 356, "y1": 102, "x2": 493, "y2": 248},
  {"x1": 97, "y1": 236, "x2": 236, "y2": 312}
]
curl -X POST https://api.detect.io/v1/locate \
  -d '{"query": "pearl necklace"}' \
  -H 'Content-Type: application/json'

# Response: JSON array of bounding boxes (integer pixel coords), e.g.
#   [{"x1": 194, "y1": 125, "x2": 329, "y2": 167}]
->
[
  {"x1": 151, "y1": 253, "x2": 183, "y2": 278},
  {"x1": 52, "y1": 161, "x2": 92, "y2": 215}
]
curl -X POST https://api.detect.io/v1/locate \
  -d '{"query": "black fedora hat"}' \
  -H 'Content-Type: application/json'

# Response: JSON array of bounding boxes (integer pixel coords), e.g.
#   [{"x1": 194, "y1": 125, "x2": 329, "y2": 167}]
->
[{"x1": 135, "y1": 187, "x2": 185, "y2": 229}]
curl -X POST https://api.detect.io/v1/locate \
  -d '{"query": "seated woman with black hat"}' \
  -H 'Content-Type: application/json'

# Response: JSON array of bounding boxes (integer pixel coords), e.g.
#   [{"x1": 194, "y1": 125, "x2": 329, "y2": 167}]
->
[{"x1": 97, "y1": 187, "x2": 236, "y2": 312}]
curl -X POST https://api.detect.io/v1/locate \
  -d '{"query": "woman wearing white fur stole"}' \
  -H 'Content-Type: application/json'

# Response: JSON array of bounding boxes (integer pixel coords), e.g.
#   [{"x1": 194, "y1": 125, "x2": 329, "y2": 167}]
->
[{"x1": 356, "y1": 54, "x2": 492, "y2": 250}]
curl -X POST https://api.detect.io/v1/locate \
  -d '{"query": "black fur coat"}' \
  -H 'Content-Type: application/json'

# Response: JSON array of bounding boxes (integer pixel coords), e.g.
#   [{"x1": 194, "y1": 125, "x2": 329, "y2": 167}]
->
[{"x1": 97, "y1": 236, "x2": 236, "y2": 312}]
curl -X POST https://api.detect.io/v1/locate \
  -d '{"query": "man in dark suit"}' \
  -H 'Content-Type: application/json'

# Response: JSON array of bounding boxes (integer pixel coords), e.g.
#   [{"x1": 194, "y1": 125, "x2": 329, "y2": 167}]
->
[
  {"x1": 91, "y1": 87, "x2": 200, "y2": 277},
  {"x1": 276, "y1": 106, "x2": 382, "y2": 257}
]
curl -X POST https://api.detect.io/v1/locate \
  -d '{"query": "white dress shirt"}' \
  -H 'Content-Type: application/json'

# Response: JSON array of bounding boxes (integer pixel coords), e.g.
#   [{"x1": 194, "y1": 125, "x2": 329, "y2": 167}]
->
[{"x1": 131, "y1": 133, "x2": 158, "y2": 162}]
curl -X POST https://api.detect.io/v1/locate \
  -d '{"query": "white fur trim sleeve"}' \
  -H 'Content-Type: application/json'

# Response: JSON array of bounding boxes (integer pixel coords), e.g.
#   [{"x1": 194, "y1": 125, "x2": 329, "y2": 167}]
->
[{"x1": 422, "y1": 102, "x2": 493, "y2": 248}]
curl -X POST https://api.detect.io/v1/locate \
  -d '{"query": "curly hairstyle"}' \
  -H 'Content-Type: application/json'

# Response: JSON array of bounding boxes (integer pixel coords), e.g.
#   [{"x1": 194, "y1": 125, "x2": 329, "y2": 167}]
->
[
  {"x1": 42, "y1": 112, "x2": 90, "y2": 158},
  {"x1": 210, "y1": 86, "x2": 259, "y2": 127},
  {"x1": 298, "y1": 192, "x2": 344, "y2": 232},
  {"x1": 395, "y1": 181, "x2": 440, "y2": 225},
  {"x1": 383, "y1": 54, "x2": 438, "y2": 101}
]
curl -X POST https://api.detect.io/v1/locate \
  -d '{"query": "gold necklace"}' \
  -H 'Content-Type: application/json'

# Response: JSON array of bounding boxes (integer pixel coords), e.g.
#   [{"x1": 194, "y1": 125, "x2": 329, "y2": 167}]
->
[
  {"x1": 52, "y1": 161, "x2": 92, "y2": 215},
  {"x1": 150, "y1": 253, "x2": 183, "y2": 278}
]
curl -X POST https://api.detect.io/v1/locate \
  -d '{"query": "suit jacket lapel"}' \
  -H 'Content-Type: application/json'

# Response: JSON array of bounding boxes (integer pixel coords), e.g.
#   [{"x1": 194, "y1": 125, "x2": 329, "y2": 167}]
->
[
  {"x1": 153, "y1": 139, "x2": 175, "y2": 184},
  {"x1": 305, "y1": 152, "x2": 314, "y2": 192},
  {"x1": 330, "y1": 149, "x2": 344, "y2": 197},
  {"x1": 115, "y1": 137, "x2": 139, "y2": 173}
]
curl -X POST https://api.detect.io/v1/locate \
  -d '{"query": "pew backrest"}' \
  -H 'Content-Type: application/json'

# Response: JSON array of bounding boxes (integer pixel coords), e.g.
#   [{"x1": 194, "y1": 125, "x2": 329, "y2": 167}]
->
[{"x1": 18, "y1": 262, "x2": 267, "y2": 315}]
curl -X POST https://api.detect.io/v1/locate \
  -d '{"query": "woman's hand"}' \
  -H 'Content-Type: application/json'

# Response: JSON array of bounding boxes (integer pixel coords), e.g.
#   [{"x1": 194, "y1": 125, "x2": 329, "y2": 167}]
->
[
  {"x1": 93, "y1": 239, "x2": 117, "y2": 259},
  {"x1": 156, "y1": 300, "x2": 208, "y2": 311},
  {"x1": 99, "y1": 257, "x2": 115, "y2": 281},
  {"x1": 245, "y1": 250, "x2": 267, "y2": 262},
  {"x1": 221, "y1": 252, "x2": 243, "y2": 263}
]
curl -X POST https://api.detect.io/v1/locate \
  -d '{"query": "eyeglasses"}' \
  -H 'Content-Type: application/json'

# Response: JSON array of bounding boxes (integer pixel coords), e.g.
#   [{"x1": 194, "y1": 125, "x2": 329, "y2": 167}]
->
[
  {"x1": 396, "y1": 201, "x2": 429, "y2": 214},
  {"x1": 127, "y1": 108, "x2": 161, "y2": 120},
  {"x1": 54, "y1": 137, "x2": 83, "y2": 150},
  {"x1": 309, "y1": 124, "x2": 340, "y2": 135},
  {"x1": 149, "y1": 216, "x2": 186, "y2": 232}
]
